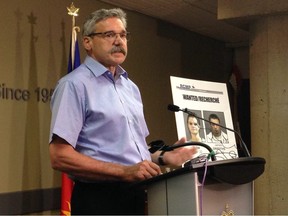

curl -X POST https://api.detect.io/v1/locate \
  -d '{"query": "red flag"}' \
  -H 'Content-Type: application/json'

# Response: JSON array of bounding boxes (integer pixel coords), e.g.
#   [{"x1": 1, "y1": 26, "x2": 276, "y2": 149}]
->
[
  {"x1": 229, "y1": 64, "x2": 242, "y2": 94},
  {"x1": 60, "y1": 173, "x2": 74, "y2": 216},
  {"x1": 60, "y1": 26, "x2": 81, "y2": 216}
]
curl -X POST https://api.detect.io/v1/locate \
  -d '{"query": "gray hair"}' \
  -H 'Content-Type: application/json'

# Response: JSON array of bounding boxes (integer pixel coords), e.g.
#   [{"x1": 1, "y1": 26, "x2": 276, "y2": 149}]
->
[{"x1": 82, "y1": 8, "x2": 127, "y2": 36}]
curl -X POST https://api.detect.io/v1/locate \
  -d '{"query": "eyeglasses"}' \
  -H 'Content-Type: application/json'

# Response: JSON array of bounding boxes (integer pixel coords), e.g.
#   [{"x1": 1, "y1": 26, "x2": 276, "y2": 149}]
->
[{"x1": 87, "y1": 31, "x2": 130, "y2": 41}]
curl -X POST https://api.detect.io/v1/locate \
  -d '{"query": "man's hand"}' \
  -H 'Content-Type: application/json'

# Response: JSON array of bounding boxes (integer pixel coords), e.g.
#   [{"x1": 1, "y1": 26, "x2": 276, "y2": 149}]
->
[
  {"x1": 121, "y1": 160, "x2": 162, "y2": 182},
  {"x1": 163, "y1": 145, "x2": 197, "y2": 166},
  {"x1": 151, "y1": 137, "x2": 198, "y2": 166}
]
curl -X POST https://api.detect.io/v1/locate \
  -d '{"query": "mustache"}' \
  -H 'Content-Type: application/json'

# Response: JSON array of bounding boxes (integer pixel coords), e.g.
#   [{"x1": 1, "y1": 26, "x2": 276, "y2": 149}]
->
[{"x1": 110, "y1": 46, "x2": 127, "y2": 55}]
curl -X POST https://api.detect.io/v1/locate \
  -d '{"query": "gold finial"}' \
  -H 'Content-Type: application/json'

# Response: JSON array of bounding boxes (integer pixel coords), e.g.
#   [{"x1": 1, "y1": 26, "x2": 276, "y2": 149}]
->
[
  {"x1": 67, "y1": 2, "x2": 80, "y2": 28},
  {"x1": 67, "y1": 2, "x2": 79, "y2": 17}
]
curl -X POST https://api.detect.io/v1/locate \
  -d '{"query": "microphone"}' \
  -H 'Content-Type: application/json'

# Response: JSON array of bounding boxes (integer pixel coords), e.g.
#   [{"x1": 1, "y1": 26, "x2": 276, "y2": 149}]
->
[
  {"x1": 167, "y1": 104, "x2": 251, "y2": 157},
  {"x1": 167, "y1": 104, "x2": 180, "y2": 112}
]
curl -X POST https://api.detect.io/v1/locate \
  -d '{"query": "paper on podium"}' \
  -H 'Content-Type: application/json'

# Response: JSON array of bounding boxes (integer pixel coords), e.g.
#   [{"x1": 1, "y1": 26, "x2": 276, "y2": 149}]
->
[{"x1": 170, "y1": 76, "x2": 238, "y2": 161}]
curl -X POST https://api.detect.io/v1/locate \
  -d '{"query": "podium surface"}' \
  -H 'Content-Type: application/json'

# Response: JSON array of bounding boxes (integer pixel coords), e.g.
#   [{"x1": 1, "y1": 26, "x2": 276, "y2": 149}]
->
[{"x1": 141, "y1": 157, "x2": 265, "y2": 215}]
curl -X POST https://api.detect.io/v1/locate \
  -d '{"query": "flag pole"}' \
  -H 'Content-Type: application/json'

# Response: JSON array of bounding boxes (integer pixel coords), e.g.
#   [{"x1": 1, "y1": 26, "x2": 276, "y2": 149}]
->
[
  {"x1": 67, "y1": 2, "x2": 80, "y2": 71},
  {"x1": 60, "y1": 3, "x2": 80, "y2": 216}
]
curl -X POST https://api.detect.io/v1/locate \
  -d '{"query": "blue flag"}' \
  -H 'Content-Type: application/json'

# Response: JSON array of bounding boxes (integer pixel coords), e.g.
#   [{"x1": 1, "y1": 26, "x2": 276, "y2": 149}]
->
[{"x1": 67, "y1": 27, "x2": 81, "y2": 73}]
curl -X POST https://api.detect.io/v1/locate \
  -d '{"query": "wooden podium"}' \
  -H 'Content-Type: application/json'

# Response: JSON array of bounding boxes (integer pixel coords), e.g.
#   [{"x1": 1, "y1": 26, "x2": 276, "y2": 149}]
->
[{"x1": 141, "y1": 157, "x2": 265, "y2": 215}]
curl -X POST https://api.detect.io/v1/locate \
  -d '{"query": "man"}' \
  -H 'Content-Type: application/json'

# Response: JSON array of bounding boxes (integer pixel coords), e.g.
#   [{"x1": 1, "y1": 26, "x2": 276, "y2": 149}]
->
[
  {"x1": 206, "y1": 113, "x2": 229, "y2": 143},
  {"x1": 49, "y1": 8, "x2": 196, "y2": 215}
]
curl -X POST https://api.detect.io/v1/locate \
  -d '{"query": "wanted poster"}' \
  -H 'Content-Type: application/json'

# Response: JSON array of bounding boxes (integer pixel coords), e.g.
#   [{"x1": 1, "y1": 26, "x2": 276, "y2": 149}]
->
[{"x1": 170, "y1": 76, "x2": 238, "y2": 161}]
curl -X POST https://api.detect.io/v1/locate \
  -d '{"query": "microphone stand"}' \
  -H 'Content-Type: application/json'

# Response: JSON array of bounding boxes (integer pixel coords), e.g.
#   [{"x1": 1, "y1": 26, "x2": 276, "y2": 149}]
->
[{"x1": 168, "y1": 104, "x2": 251, "y2": 157}]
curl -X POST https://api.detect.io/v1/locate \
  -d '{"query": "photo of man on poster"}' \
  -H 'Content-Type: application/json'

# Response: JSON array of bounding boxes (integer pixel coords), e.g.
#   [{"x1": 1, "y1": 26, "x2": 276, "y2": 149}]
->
[{"x1": 206, "y1": 113, "x2": 229, "y2": 144}]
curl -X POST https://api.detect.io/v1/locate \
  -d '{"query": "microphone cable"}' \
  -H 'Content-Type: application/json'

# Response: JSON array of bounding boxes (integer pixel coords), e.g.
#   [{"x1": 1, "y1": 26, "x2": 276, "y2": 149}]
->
[{"x1": 198, "y1": 157, "x2": 209, "y2": 216}]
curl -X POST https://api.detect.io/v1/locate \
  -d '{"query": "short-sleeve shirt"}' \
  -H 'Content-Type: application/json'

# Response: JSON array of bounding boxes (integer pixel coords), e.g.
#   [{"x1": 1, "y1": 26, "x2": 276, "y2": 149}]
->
[{"x1": 49, "y1": 56, "x2": 151, "y2": 166}]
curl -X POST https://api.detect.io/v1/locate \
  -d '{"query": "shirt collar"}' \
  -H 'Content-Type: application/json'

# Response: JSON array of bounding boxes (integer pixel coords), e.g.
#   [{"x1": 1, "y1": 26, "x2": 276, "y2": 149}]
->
[{"x1": 84, "y1": 56, "x2": 128, "y2": 79}]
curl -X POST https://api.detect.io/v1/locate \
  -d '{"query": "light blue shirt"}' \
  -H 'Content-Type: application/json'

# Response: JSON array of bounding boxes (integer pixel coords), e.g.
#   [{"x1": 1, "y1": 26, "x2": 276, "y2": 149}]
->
[{"x1": 49, "y1": 56, "x2": 151, "y2": 166}]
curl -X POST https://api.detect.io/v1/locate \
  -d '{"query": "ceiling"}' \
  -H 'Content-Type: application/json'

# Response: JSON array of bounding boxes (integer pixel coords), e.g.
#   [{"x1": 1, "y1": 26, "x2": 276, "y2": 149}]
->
[{"x1": 99, "y1": 0, "x2": 249, "y2": 46}]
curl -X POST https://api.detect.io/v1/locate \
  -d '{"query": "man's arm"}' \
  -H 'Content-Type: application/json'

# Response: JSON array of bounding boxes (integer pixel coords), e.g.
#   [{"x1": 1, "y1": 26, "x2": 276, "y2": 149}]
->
[{"x1": 49, "y1": 135, "x2": 162, "y2": 182}]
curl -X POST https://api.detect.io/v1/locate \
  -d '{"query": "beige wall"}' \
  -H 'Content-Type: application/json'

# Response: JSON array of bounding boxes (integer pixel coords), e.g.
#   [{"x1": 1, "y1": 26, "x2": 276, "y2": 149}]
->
[
  {"x1": 0, "y1": 0, "x2": 235, "y2": 213},
  {"x1": 218, "y1": 1, "x2": 288, "y2": 214},
  {"x1": 0, "y1": 0, "x2": 184, "y2": 194},
  {"x1": 250, "y1": 15, "x2": 288, "y2": 215},
  {"x1": 1, "y1": 0, "x2": 86, "y2": 194}
]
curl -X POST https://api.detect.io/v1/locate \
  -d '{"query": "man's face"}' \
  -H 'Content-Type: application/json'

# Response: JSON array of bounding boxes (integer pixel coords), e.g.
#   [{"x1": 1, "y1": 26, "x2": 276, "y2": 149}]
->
[
  {"x1": 83, "y1": 17, "x2": 128, "y2": 68},
  {"x1": 210, "y1": 118, "x2": 221, "y2": 136}
]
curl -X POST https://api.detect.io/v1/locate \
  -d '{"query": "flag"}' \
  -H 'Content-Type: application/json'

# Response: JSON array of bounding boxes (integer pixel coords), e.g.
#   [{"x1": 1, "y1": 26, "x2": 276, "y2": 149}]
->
[
  {"x1": 229, "y1": 64, "x2": 242, "y2": 94},
  {"x1": 67, "y1": 26, "x2": 81, "y2": 73},
  {"x1": 60, "y1": 26, "x2": 81, "y2": 216},
  {"x1": 228, "y1": 64, "x2": 245, "y2": 155}
]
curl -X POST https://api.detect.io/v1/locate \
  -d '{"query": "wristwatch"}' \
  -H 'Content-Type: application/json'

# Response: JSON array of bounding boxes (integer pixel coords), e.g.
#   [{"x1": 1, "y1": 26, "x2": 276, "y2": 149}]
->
[{"x1": 158, "y1": 151, "x2": 166, "y2": 165}]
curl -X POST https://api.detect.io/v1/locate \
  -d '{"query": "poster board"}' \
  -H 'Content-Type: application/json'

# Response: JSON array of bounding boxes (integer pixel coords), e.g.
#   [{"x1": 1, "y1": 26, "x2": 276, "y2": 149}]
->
[{"x1": 170, "y1": 76, "x2": 238, "y2": 160}]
